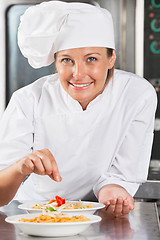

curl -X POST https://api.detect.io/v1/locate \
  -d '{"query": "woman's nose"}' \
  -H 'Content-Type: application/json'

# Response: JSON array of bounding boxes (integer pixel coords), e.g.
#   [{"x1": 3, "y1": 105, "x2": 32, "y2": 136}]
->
[{"x1": 73, "y1": 62, "x2": 85, "y2": 79}]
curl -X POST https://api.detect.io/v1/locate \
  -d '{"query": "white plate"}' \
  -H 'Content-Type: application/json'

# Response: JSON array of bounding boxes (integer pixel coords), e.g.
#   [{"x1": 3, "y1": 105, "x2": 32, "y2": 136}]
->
[
  {"x1": 5, "y1": 213, "x2": 101, "y2": 237},
  {"x1": 18, "y1": 201, "x2": 105, "y2": 214}
]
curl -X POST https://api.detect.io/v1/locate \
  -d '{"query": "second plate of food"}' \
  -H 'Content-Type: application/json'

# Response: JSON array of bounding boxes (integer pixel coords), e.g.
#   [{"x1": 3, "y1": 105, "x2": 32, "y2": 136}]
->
[
  {"x1": 5, "y1": 212, "x2": 101, "y2": 237},
  {"x1": 18, "y1": 199, "x2": 105, "y2": 214}
]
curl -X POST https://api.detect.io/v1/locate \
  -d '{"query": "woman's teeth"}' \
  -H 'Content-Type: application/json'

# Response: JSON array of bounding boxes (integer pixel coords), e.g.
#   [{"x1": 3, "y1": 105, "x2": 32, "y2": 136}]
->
[{"x1": 72, "y1": 83, "x2": 92, "y2": 87}]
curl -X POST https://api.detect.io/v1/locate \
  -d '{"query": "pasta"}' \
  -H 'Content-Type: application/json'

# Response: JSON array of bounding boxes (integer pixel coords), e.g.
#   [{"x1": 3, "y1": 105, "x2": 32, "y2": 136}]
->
[
  {"x1": 64, "y1": 202, "x2": 93, "y2": 209},
  {"x1": 19, "y1": 214, "x2": 90, "y2": 223},
  {"x1": 32, "y1": 199, "x2": 93, "y2": 210}
]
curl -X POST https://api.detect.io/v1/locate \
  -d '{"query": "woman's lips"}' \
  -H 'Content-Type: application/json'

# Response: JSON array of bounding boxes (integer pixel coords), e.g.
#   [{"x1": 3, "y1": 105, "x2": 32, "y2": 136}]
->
[{"x1": 69, "y1": 82, "x2": 93, "y2": 89}]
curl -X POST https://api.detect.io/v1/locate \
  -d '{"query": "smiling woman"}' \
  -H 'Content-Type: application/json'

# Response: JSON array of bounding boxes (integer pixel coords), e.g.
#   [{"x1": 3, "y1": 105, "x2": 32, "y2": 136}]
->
[
  {"x1": 55, "y1": 47, "x2": 116, "y2": 110},
  {"x1": 0, "y1": 1, "x2": 157, "y2": 218}
]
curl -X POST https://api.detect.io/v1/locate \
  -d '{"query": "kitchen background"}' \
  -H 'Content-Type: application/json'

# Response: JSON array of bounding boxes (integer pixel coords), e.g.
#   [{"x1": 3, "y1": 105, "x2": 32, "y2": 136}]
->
[{"x1": 0, "y1": 0, "x2": 160, "y2": 215}]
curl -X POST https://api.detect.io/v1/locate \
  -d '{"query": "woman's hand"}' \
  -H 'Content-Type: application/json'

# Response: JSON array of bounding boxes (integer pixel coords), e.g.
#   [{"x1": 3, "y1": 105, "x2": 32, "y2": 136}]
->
[
  {"x1": 16, "y1": 148, "x2": 62, "y2": 182},
  {"x1": 98, "y1": 184, "x2": 134, "y2": 217},
  {"x1": 0, "y1": 148, "x2": 61, "y2": 206}
]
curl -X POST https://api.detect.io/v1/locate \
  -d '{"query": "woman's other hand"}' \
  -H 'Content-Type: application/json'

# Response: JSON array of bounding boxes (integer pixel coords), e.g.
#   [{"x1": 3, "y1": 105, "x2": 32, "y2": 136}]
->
[
  {"x1": 16, "y1": 148, "x2": 62, "y2": 182},
  {"x1": 98, "y1": 184, "x2": 134, "y2": 217}
]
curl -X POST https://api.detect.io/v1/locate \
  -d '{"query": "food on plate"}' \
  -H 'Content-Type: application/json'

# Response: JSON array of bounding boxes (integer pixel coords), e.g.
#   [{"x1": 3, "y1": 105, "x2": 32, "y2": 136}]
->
[
  {"x1": 32, "y1": 195, "x2": 65, "y2": 209},
  {"x1": 55, "y1": 195, "x2": 65, "y2": 206},
  {"x1": 19, "y1": 211, "x2": 90, "y2": 223},
  {"x1": 62, "y1": 201, "x2": 93, "y2": 209},
  {"x1": 32, "y1": 195, "x2": 93, "y2": 210}
]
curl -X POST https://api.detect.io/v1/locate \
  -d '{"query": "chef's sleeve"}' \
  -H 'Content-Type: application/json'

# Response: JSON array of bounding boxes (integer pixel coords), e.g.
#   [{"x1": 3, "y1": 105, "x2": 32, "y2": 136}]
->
[
  {"x1": 93, "y1": 86, "x2": 157, "y2": 197},
  {"x1": 0, "y1": 91, "x2": 34, "y2": 170}
]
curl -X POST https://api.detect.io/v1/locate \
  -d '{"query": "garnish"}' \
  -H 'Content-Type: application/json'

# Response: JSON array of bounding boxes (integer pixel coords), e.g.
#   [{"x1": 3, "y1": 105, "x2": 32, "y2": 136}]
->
[
  {"x1": 55, "y1": 195, "x2": 65, "y2": 207},
  {"x1": 45, "y1": 207, "x2": 57, "y2": 212}
]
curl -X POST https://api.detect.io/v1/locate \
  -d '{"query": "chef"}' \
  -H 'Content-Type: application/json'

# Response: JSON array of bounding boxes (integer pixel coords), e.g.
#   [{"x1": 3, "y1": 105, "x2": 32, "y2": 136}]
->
[{"x1": 0, "y1": 1, "x2": 157, "y2": 217}]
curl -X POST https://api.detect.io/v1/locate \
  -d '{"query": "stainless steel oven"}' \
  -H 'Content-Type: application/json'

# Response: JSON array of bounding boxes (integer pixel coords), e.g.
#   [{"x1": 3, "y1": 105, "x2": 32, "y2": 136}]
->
[
  {"x1": 134, "y1": 0, "x2": 160, "y2": 199},
  {"x1": 0, "y1": 0, "x2": 160, "y2": 199}
]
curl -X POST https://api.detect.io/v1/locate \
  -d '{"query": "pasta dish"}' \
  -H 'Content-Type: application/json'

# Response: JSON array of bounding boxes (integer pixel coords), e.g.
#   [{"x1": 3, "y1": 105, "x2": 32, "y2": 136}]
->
[
  {"x1": 32, "y1": 195, "x2": 93, "y2": 211},
  {"x1": 19, "y1": 212, "x2": 90, "y2": 223}
]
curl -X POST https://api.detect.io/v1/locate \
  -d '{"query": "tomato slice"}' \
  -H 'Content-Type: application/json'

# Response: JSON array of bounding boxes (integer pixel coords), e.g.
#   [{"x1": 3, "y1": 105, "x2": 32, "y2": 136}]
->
[{"x1": 55, "y1": 195, "x2": 65, "y2": 206}]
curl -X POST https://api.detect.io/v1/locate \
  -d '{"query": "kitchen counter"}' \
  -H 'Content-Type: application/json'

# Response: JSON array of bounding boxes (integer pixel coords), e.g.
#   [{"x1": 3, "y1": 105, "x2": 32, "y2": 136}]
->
[{"x1": 0, "y1": 201, "x2": 160, "y2": 240}]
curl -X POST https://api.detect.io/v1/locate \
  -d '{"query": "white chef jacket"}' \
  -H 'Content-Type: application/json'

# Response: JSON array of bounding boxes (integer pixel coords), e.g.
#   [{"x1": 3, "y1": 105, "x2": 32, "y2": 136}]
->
[{"x1": 0, "y1": 69, "x2": 157, "y2": 202}]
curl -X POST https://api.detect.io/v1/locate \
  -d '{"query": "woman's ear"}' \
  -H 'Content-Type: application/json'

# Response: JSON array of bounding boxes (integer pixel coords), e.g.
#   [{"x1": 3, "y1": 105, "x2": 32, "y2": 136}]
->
[{"x1": 108, "y1": 50, "x2": 116, "y2": 69}]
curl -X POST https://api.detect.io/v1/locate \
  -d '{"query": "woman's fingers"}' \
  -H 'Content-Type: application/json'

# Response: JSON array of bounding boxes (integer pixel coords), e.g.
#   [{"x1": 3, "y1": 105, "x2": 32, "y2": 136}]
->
[
  {"x1": 19, "y1": 149, "x2": 62, "y2": 182},
  {"x1": 105, "y1": 199, "x2": 116, "y2": 216},
  {"x1": 40, "y1": 149, "x2": 62, "y2": 182},
  {"x1": 98, "y1": 184, "x2": 135, "y2": 217},
  {"x1": 113, "y1": 198, "x2": 130, "y2": 217},
  {"x1": 122, "y1": 199, "x2": 130, "y2": 215},
  {"x1": 127, "y1": 197, "x2": 135, "y2": 210},
  {"x1": 114, "y1": 197, "x2": 123, "y2": 217},
  {"x1": 106, "y1": 198, "x2": 131, "y2": 217},
  {"x1": 28, "y1": 153, "x2": 47, "y2": 175}
]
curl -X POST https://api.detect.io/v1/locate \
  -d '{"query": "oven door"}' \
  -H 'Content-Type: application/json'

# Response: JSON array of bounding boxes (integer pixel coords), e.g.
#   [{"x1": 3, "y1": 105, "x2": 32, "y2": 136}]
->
[{"x1": 135, "y1": 0, "x2": 160, "y2": 199}]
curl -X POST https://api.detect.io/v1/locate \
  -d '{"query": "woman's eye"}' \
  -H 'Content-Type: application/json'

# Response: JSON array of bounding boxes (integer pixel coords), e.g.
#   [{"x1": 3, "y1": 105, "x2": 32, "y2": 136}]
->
[
  {"x1": 87, "y1": 57, "x2": 97, "y2": 62},
  {"x1": 62, "y1": 58, "x2": 72, "y2": 63}
]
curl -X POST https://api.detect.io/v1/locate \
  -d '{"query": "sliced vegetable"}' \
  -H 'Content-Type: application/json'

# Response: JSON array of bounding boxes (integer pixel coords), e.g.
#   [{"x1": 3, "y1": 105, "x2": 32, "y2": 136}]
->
[{"x1": 55, "y1": 195, "x2": 65, "y2": 206}]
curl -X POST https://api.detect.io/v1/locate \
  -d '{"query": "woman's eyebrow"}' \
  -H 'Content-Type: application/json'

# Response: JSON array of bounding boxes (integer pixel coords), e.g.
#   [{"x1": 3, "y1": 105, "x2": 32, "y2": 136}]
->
[
  {"x1": 57, "y1": 54, "x2": 71, "y2": 58},
  {"x1": 57, "y1": 52, "x2": 101, "y2": 58},
  {"x1": 85, "y1": 53, "x2": 101, "y2": 56}
]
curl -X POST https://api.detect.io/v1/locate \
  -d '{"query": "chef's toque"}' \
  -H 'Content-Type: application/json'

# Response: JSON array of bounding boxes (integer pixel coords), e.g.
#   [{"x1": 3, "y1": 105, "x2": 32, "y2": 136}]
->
[{"x1": 18, "y1": 1, "x2": 115, "y2": 68}]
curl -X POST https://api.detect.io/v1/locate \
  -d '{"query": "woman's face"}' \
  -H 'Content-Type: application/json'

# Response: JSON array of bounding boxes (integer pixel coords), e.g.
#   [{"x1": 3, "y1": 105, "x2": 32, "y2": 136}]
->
[{"x1": 55, "y1": 47, "x2": 116, "y2": 110}]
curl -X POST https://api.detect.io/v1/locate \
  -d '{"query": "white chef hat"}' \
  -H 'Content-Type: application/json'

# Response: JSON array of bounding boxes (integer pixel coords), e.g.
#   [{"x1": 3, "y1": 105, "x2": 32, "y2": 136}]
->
[{"x1": 18, "y1": 1, "x2": 115, "y2": 69}]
